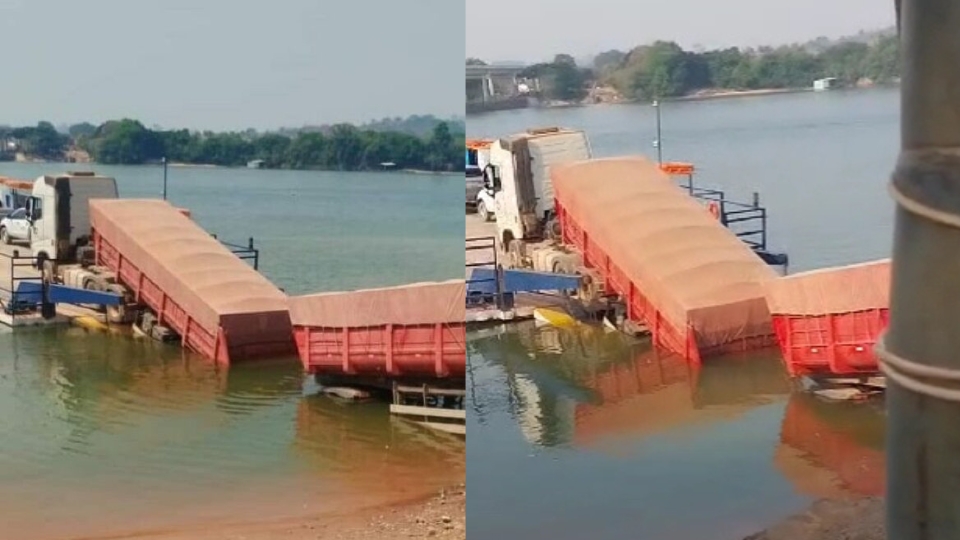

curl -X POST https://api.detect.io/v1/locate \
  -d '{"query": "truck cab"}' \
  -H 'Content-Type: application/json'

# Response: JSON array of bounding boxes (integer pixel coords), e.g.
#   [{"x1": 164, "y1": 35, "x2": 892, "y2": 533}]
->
[
  {"x1": 27, "y1": 172, "x2": 119, "y2": 266},
  {"x1": 484, "y1": 127, "x2": 591, "y2": 253}
]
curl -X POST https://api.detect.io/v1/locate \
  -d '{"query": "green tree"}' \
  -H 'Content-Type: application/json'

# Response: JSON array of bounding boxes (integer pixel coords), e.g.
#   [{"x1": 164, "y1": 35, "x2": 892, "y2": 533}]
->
[
  {"x1": 326, "y1": 124, "x2": 364, "y2": 170},
  {"x1": 90, "y1": 119, "x2": 163, "y2": 164},
  {"x1": 12, "y1": 122, "x2": 70, "y2": 160},
  {"x1": 25, "y1": 115, "x2": 463, "y2": 172},
  {"x1": 593, "y1": 50, "x2": 626, "y2": 74},
  {"x1": 68, "y1": 122, "x2": 97, "y2": 139},
  {"x1": 599, "y1": 30, "x2": 900, "y2": 99}
]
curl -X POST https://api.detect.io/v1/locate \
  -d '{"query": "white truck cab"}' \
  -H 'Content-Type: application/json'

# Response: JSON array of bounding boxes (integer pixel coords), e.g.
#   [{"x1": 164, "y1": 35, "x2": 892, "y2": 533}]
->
[
  {"x1": 27, "y1": 172, "x2": 119, "y2": 265},
  {"x1": 484, "y1": 127, "x2": 591, "y2": 251}
]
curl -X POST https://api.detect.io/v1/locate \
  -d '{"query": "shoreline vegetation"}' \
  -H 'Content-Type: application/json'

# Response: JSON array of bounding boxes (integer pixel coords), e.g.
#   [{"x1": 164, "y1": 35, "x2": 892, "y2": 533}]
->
[
  {"x1": 0, "y1": 115, "x2": 465, "y2": 173},
  {"x1": 538, "y1": 81, "x2": 899, "y2": 109},
  {"x1": 470, "y1": 27, "x2": 899, "y2": 107}
]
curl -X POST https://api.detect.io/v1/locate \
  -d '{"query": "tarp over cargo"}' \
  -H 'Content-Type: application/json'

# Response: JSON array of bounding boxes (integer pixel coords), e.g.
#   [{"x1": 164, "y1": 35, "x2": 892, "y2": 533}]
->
[
  {"x1": 551, "y1": 157, "x2": 778, "y2": 350},
  {"x1": 763, "y1": 259, "x2": 890, "y2": 316},
  {"x1": 289, "y1": 280, "x2": 465, "y2": 328},
  {"x1": 89, "y1": 199, "x2": 292, "y2": 344}
]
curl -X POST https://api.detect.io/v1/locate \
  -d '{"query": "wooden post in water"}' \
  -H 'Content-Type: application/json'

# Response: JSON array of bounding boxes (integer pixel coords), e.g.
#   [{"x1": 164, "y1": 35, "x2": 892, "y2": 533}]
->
[{"x1": 882, "y1": 0, "x2": 960, "y2": 538}]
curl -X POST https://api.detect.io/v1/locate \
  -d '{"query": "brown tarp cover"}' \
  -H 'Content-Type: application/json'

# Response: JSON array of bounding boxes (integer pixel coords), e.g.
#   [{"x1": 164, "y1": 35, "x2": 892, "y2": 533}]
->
[
  {"x1": 289, "y1": 280, "x2": 465, "y2": 328},
  {"x1": 551, "y1": 157, "x2": 778, "y2": 348},
  {"x1": 763, "y1": 259, "x2": 890, "y2": 316},
  {"x1": 89, "y1": 199, "x2": 291, "y2": 340}
]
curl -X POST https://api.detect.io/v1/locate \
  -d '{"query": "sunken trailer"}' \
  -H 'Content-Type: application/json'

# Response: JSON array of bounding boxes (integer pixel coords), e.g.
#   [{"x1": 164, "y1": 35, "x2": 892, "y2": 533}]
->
[
  {"x1": 763, "y1": 259, "x2": 890, "y2": 378},
  {"x1": 551, "y1": 156, "x2": 779, "y2": 362},
  {"x1": 90, "y1": 199, "x2": 295, "y2": 363},
  {"x1": 288, "y1": 280, "x2": 466, "y2": 388}
]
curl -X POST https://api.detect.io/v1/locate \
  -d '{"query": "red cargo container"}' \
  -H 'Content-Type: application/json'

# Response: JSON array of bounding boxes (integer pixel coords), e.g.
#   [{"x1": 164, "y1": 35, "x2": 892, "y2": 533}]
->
[
  {"x1": 552, "y1": 157, "x2": 779, "y2": 363},
  {"x1": 289, "y1": 280, "x2": 465, "y2": 381},
  {"x1": 763, "y1": 260, "x2": 889, "y2": 377},
  {"x1": 90, "y1": 199, "x2": 295, "y2": 364}
]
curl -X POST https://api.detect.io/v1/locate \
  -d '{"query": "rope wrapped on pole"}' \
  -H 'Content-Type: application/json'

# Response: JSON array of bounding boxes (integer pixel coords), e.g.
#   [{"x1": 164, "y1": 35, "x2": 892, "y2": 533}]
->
[{"x1": 882, "y1": 0, "x2": 960, "y2": 538}]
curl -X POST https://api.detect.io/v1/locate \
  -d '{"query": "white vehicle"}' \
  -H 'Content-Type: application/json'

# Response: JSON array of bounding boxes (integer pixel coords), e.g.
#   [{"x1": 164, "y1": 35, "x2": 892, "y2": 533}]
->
[
  {"x1": 27, "y1": 172, "x2": 119, "y2": 268},
  {"x1": 0, "y1": 208, "x2": 32, "y2": 245},
  {"x1": 483, "y1": 127, "x2": 592, "y2": 258}
]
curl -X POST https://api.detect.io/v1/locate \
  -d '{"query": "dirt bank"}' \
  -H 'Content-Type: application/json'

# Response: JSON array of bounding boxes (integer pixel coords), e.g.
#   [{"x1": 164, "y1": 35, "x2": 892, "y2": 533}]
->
[
  {"x1": 77, "y1": 487, "x2": 465, "y2": 540},
  {"x1": 744, "y1": 498, "x2": 883, "y2": 540}
]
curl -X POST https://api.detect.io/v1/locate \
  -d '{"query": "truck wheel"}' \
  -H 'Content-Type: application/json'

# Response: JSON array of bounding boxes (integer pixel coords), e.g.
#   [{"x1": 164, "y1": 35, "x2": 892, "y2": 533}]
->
[
  {"x1": 477, "y1": 200, "x2": 491, "y2": 222},
  {"x1": 105, "y1": 284, "x2": 130, "y2": 324},
  {"x1": 507, "y1": 239, "x2": 527, "y2": 269},
  {"x1": 0, "y1": 227, "x2": 9, "y2": 245},
  {"x1": 35, "y1": 252, "x2": 51, "y2": 273}
]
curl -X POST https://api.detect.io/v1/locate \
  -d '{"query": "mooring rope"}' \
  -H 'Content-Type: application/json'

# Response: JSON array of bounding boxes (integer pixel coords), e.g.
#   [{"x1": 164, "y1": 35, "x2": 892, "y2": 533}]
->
[
  {"x1": 876, "y1": 333, "x2": 960, "y2": 402},
  {"x1": 889, "y1": 181, "x2": 960, "y2": 230}
]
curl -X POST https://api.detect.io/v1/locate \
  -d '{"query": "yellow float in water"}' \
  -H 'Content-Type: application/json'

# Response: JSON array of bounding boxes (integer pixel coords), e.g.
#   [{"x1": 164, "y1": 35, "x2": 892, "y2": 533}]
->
[
  {"x1": 72, "y1": 315, "x2": 124, "y2": 335},
  {"x1": 532, "y1": 307, "x2": 576, "y2": 327}
]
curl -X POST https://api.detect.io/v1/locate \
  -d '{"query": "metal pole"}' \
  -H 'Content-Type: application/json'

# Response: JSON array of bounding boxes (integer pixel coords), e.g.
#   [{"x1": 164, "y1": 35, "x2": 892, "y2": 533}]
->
[
  {"x1": 653, "y1": 100, "x2": 663, "y2": 165},
  {"x1": 161, "y1": 157, "x2": 168, "y2": 200},
  {"x1": 884, "y1": 1, "x2": 960, "y2": 538}
]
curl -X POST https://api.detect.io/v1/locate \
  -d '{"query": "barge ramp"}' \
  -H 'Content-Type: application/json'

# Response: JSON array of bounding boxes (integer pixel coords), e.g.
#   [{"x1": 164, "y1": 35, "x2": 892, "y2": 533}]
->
[
  {"x1": 552, "y1": 157, "x2": 779, "y2": 362},
  {"x1": 90, "y1": 199, "x2": 294, "y2": 363}
]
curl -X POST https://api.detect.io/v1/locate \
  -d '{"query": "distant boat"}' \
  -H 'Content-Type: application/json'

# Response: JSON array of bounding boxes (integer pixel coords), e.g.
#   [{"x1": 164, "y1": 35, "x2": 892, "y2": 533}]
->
[
  {"x1": 813, "y1": 77, "x2": 838, "y2": 91},
  {"x1": 379, "y1": 162, "x2": 397, "y2": 170},
  {"x1": 247, "y1": 159, "x2": 265, "y2": 169}
]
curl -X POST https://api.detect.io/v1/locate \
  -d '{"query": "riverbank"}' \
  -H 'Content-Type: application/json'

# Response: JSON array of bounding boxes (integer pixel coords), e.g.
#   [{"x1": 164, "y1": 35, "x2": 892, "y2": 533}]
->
[
  {"x1": 61, "y1": 486, "x2": 465, "y2": 540},
  {"x1": 744, "y1": 498, "x2": 883, "y2": 540},
  {"x1": 675, "y1": 88, "x2": 803, "y2": 101}
]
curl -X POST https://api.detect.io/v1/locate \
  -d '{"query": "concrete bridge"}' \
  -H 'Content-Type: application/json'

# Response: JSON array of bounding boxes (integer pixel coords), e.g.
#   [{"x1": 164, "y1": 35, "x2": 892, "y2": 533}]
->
[{"x1": 466, "y1": 64, "x2": 538, "y2": 108}]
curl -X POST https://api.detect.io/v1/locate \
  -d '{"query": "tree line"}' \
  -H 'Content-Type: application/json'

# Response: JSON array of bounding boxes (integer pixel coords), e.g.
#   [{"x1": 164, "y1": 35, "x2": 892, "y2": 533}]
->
[
  {"x1": 501, "y1": 30, "x2": 900, "y2": 102},
  {"x1": 0, "y1": 118, "x2": 465, "y2": 172}
]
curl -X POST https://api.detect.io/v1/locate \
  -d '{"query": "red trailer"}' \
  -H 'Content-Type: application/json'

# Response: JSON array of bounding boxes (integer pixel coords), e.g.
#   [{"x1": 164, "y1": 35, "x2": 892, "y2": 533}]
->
[
  {"x1": 763, "y1": 260, "x2": 889, "y2": 377},
  {"x1": 551, "y1": 157, "x2": 779, "y2": 363},
  {"x1": 289, "y1": 280, "x2": 465, "y2": 383},
  {"x1": 90, "y1": 199, "x2": 295, "y2": 364}
]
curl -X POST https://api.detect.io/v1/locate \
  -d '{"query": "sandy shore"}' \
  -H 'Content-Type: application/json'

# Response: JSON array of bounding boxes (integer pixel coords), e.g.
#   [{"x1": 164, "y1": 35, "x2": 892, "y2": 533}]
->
[
  {"x1": 77, "y1": 487, "x2": 466, "y2": 540},
  {"x1": 673, "y1": 88, "x2": 803, "y2": 102},
  {"x1": 744, "y1": 498, "x2": 883, "y2": 540}
]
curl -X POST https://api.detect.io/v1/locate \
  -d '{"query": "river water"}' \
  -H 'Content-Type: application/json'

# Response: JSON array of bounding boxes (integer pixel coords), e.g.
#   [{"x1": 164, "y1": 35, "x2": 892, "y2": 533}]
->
[
  {"x1": 466, "y1": 88, "x2": 893, "y2": 540},
  {"x1": 0, "y1": 164, "x2": 465, "y2": 539}
]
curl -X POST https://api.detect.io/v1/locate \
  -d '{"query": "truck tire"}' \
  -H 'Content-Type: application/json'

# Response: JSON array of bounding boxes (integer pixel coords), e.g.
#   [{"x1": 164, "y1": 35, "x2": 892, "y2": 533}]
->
[
  {"x1": 35, "y1": 252, "x2": 55, "y2": 276},
  {"x1": 477, "y1": 200, "x2": 491, "y2": 222},
  {"x1": 105, "y1": 284, "x2": 130, "y2": 324},
  {"x1": 507, "y1": 239, "x2": 527, "y2": 269}
]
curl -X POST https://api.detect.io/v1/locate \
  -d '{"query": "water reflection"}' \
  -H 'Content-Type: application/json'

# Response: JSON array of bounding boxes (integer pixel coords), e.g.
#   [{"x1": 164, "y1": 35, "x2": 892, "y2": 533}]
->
[
  {"x1": 467, "y1": 322, "x2": 885, "y2": 540},
  {"x1": 468, "y1": 322, "x2": 791, "y2": 448},
  {"x1": 294, "y1": 394, "x2": 464, "y2": 495},
  {"x1": 777, "y1": 393, "x2": 885, "y2": 498},
  {"x1": 0, "y1": 328, "x2": 464, "y2": 539}
]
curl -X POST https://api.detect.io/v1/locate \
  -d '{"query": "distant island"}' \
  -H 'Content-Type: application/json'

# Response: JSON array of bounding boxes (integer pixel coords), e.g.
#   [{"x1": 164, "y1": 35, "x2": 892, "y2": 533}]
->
[
  {"x1": 0, "y1": 115, "x2": 465, "y2": 173},
  {"x1": 468, "y1": 27, "x2": 900, "y2": 104}
]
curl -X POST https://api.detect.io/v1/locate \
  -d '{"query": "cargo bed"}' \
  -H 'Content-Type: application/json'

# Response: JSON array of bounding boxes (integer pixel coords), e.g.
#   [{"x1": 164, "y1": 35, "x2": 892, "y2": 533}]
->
[
  {"x1": 90, "y1": 199, "x2": 294, "y2": 363},
  {"x1": 763, "y1": 260, "x2": 889, "y2": 377},
  {"x1": 289, "y1": 280, "x2": 465, "y2": 382},
  {"x1": 551, "y1": 157, "x2": 779, "y2": 362}
]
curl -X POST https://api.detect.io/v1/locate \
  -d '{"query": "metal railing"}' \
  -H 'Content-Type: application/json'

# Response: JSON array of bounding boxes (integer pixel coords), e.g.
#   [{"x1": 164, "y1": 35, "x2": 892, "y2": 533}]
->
[
  {"x1": 675, "y1": 175, "x2": 787, "y2": 267},
  {"x1": 212, "y1": 235, "x2": 260, "y2": 270},
  {"x1": 0, "y1": 248, "x2": 45, "y2": 321},
  {"x1": 465, "y1": 236, "x2": 507, "y2": 309}
]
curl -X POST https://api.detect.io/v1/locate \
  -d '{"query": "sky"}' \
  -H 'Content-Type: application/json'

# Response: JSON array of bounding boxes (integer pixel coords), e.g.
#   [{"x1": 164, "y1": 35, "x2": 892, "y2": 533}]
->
[
  {"x1": 466, "y1": 0, "x2": 896, "y2": 63},
  {"x1": 0, "y1": 0, "x2": 463, "y2": 131}
]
